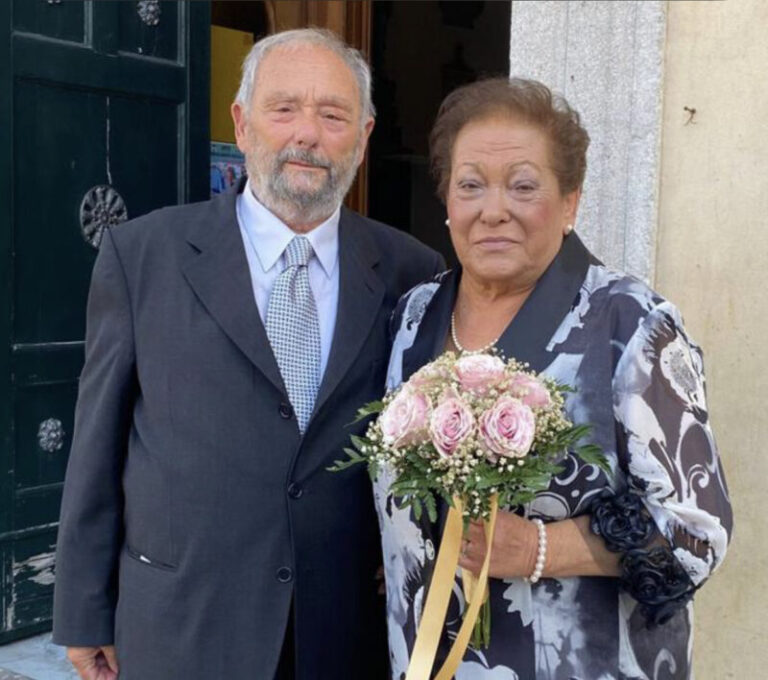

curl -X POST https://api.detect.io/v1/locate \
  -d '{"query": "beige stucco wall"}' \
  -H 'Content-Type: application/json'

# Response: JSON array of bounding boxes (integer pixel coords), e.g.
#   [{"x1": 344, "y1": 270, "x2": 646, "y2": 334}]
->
[{"x1": 656, "y1": 0, "x2": 768, "y2": 676}]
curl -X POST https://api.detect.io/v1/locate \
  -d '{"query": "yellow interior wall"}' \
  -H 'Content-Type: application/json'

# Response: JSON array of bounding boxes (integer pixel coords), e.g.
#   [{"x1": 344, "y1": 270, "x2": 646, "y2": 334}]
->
[
  {"x1": 210, "y1": 25, "x2": 254, "y2": 144},
  {"x1": 656, "y1": 0, "x2": 768, "y2": 676}
]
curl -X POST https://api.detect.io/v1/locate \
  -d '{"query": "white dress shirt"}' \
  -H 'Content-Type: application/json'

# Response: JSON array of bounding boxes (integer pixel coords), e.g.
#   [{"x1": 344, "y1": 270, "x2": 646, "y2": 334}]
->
[{"x1": 236, "y1": 179, "x2": 340, "y2": 379}]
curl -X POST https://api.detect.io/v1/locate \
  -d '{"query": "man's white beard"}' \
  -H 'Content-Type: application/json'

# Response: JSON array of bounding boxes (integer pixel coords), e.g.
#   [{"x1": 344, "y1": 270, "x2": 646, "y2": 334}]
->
[{"x1": 246, "y1": 139, "x2": 360, "y2": 227}]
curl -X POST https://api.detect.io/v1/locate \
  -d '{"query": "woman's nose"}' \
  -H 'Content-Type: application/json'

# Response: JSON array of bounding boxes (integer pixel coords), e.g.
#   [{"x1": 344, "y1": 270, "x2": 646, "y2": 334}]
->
[{"x1": 479, "y1": 188, "x2": 510, "y2": 226}]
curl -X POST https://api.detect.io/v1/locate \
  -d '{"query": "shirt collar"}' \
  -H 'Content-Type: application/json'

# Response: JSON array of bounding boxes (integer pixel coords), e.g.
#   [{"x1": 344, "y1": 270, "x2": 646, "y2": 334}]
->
[{"x1": 239, "y1": 179, "x2": 340, "y2": 278}]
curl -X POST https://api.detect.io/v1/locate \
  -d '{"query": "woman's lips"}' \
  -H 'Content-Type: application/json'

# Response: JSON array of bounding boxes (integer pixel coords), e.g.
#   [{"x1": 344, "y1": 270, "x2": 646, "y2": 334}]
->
[{"x1": 476, "y1": 237, "x2": 518, "y2": 249}]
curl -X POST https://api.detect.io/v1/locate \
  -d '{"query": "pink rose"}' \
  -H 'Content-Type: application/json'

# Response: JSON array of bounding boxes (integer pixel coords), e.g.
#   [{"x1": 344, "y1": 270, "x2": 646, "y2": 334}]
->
[
  {"x1": 410, "y1": 361, "x2": 450, "y2": 390},
  {"x1": 507, "y1": 372, "x2": 552, "y2": 409},
  {"x1": 429, "y1": 394, "x2": 475, "y2": 458},
  {"x1": 479, "y1": 396, "x2": 536, "y2": 458},
  {"x1": 380, "y1": 386, "x2": 432, "y2": 447},
  {"x1": 454, "y1": 354, "x2": 506, "y2": 395}
]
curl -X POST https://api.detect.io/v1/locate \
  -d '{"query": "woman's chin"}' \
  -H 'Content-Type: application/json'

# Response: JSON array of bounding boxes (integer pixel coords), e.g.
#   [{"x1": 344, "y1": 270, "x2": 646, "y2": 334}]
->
[{"x1": 463, "y1": 258, "x2": 531, "y2": 288}]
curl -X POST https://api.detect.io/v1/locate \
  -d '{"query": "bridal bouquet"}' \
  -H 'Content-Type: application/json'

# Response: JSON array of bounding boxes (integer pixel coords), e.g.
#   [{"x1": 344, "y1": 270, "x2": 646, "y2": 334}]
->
[{"x1": 332, "y1": 350, "x2": 606, "y2": 680}]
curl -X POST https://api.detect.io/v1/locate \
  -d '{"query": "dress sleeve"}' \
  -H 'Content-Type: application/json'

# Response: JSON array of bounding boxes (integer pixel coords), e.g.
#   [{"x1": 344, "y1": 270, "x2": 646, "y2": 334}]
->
[{"x1": 596, "y1": 301, "x2": 732, "y2": 623}]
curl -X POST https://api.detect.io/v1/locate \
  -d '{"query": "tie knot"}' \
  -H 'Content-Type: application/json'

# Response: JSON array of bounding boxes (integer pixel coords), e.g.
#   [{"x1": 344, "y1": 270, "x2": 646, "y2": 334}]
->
[{"x1": 284, "y1": 236, "x2": 313, "y2": 268}]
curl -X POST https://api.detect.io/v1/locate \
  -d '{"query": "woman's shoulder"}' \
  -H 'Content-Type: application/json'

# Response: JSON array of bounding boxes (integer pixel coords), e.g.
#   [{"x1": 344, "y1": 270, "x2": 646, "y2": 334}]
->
[
  {"x1": 391, "y1": 270, "x2": 452, "y2": 330},
  {"x1": 572, "y1": 263, "x2": 692, "y2": 354},
  {"x1": 585, "y1": 262, "x2": 681, "y2": 321}
]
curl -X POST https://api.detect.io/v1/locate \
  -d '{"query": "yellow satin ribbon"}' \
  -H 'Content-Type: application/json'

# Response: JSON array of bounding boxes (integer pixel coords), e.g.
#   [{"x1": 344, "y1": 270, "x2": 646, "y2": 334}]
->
[{"x1": 405, "y1": 495, "x2": 499, "y2": 680}]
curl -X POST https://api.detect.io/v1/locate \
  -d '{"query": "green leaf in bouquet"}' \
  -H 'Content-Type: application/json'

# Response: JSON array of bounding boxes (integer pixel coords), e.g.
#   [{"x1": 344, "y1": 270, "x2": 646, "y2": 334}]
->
[
  {"x1": 349, "y1": 400, "x2": 386, "y2": 424},
  {"x1": 576, "y1": 444, "x2": 610, "y2": 472},
  {"x1": 424, "y1": 492, "x2": 438, "y2": 523},
  {"x1": 349, "y1": 434, "x2": 370, "y2": 452},
  {"x1": 566, "y1": 424, "x2": 593, "y2": 442},
  {"x1": 411, "y1": 497, "x2": 423, "y2": 521},
  {"x1": 326, "y1": 446, "x2": 367, "y2": 472},
  {"x1": 473, "y1": 471, "x2": 506, "y2": 490}
]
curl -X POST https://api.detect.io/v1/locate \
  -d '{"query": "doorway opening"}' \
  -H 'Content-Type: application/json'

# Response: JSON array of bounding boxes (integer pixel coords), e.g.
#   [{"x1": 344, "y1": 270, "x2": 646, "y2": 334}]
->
[
  {"x1": 207, "y1": 0, "x2": 512, "y2": 268},
  {"x1": 368, "y1": 1, "x2": 511, "y2": 266}
]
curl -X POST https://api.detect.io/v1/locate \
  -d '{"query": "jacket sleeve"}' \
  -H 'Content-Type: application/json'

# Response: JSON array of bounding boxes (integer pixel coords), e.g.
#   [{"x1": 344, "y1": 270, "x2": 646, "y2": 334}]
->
[
  {"x1": 603, "y1": 301, "x2": 732, "y2": 622},
  {"x1": 52, "y1": 227, "x2": 137, "y2": 646}
]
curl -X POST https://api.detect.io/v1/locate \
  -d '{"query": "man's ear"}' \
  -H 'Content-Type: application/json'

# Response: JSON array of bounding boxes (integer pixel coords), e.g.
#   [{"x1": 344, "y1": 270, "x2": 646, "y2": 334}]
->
[
  {"x1": 231, "y1": 102, "x2": 249, "y2": 155},
  {"x1": 355, "y1": 116, "x2": 375, "y2": 166}
]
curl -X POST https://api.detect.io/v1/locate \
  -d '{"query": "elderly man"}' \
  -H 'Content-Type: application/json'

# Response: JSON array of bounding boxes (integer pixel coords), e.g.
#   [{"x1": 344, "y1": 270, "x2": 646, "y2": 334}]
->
[{"x1": 52, "y1": 28, "x2": 443, "y2": 680}]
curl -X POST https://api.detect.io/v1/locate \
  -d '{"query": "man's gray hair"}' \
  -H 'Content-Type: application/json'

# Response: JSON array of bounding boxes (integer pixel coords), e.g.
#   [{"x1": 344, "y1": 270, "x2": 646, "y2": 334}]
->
[{"x1": 235, "y1": 28, "x2": 376, "y2": 122}]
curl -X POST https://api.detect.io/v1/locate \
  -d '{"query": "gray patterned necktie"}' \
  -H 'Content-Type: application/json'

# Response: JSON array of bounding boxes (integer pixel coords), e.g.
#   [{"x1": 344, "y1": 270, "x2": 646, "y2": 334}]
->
[{"x1": 265, "y1": 236, "x2": 321, "y2": 433}]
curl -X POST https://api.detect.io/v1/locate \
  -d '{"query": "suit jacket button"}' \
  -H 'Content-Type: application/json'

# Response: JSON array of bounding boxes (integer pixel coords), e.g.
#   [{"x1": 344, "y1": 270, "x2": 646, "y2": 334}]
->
[
  {"x1": 287, "y1": 483, "x2": 303, "y2": 499},
  {"x1": 278, "y1": 403, "x2": 293, "y2": 419},
  {"x1": 276, "y1": 567, "x2": 293, "y2": 583}
]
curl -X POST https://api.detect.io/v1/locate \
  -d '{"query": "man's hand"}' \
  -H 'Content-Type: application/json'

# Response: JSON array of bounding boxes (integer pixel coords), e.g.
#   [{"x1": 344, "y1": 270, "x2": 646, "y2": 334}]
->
[{"x1": 67, "y1": 646, "x2": 119, "y2": 680}]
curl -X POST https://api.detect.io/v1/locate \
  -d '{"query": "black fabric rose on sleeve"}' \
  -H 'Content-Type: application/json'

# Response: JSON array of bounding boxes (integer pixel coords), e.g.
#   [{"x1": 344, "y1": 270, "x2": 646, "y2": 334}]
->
[
  {"x1": 621, "y1": 546, "x2": 696, "y2": 627},
  {"x1": 589, "y1": 488, "x2": 656, "y2": 552},
  {"x1": 589, "y1": 489, "x2": 697, "y2": 627}
]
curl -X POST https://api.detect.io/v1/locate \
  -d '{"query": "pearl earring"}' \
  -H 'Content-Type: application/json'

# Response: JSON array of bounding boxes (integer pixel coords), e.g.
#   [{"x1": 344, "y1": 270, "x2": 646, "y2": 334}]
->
[
  {"x1": 445, "y1": 218, "x2": 451, "y2": 227},
  {"x1": 565, "y1": 223, "x2": 573, "y2": 235}
]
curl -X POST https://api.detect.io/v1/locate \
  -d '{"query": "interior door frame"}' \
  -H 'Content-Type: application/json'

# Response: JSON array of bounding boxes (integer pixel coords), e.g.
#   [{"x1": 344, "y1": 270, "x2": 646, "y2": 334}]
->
[{"x1": 264, "y1": 0, "x2": 372, "y2": 215}]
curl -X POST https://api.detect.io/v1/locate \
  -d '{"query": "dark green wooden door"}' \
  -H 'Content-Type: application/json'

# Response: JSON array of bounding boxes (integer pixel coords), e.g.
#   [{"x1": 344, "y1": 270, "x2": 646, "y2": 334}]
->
[{"x1": 0, "y1": 0, "x2": 210, "y2": 642}]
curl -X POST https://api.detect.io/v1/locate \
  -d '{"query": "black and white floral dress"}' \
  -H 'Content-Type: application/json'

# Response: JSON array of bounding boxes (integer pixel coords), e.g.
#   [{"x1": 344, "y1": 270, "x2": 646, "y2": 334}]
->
[{"x1": 373, "y1": 234, "x2": 732, "y2": 680}]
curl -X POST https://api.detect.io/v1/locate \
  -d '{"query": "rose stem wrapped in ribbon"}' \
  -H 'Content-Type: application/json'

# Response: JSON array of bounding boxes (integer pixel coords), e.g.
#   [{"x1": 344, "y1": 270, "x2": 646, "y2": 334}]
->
[{"x1": 330, "y1": 350, "x2": 608, "y2": 680}]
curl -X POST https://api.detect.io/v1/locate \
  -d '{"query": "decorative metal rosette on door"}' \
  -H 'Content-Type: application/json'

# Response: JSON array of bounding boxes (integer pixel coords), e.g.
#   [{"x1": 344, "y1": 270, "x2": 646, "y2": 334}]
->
[
  {"x1": 38, "y1": 418, "x2": 65, "y2": 453},
  {"x1": 137, "y1": 0, "x2": 161, "y2": 26},
  {"x1": 79, "y1": 185, "x2": 128, "y2": 249}
]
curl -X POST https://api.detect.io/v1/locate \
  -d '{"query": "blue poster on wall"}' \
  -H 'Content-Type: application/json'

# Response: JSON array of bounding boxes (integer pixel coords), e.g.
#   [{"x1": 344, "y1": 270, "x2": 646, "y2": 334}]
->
[{"x1": 210, "y1": 142, "x2": 246, "y2": 196}]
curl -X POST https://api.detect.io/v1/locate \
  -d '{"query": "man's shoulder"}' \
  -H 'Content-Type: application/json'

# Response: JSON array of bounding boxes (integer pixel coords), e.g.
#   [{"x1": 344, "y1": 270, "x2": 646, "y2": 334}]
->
[{"x1": 109, "y1": 193, "x2": 224, "y2": 251}]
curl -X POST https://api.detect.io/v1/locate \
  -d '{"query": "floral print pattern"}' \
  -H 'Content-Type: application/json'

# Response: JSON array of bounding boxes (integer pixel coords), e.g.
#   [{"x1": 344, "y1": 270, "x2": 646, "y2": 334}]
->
[{"x1": 374, "y1": 237, "x2": 732, "y2": 680}]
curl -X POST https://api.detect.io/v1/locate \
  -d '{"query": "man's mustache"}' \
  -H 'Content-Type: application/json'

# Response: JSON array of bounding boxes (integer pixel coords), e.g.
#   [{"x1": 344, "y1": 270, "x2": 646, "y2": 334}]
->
[{"x1": 276, "y1": 148, "x2": 332, "y2": 172}]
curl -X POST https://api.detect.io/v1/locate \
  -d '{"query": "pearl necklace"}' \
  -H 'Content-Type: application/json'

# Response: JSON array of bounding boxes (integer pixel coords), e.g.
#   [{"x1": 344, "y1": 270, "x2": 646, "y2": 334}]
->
[{"x1": 450, "y1": 312, "x2": 500, "y2": 354}]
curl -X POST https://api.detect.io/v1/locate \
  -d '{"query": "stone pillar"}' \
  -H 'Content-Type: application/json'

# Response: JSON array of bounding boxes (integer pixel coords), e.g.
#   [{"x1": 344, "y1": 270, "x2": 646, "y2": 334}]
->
[{"x1": 509, "y1": 1, "x2": 666, "y2": 283}]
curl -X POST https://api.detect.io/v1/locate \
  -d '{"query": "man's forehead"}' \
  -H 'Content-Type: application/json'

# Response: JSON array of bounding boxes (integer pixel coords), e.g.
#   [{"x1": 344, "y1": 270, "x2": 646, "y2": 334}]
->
[
  {"x1": 260, "y1": 43, "x2": 352, "y2": 79},
  {"x1": 262, "y1": 89, "x2": 355, "y2": 110}
]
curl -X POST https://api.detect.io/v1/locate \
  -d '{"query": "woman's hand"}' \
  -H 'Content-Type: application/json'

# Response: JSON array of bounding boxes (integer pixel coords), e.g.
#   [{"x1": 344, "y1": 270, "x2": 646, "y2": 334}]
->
[
  {"x1": 457, "y1": 511, "x2": 622, "y2": 580},
  {"x1": 457, "y1": 510, "x2": 539, "y2": 579}
]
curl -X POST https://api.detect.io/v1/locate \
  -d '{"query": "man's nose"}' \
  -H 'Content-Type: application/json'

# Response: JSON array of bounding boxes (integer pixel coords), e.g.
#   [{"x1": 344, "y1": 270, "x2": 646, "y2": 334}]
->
[{"x1": 292, "y1": 111, "x2": 321, "y2": 148}]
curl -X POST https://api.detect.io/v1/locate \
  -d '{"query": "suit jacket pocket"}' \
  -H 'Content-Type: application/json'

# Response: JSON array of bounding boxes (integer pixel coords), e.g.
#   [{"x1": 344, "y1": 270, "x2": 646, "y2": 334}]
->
[
  {"x1": 123, "y1": 436, "x2": 176, "y2": 568},
  {"x1": 125, "y1": 544, "x2": 178, "y2": 572}
]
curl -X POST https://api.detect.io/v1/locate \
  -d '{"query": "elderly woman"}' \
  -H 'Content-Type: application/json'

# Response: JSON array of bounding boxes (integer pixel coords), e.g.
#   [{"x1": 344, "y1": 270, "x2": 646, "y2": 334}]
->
[{"x1": 374, "y1": 78, "x2": 732, "y2": 679}]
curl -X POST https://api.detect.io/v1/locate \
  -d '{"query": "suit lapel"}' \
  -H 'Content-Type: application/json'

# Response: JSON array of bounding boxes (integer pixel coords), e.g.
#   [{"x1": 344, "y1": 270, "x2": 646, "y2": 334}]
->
[
  {"x1": 312, "y1": 209, "x2": 385, "y2": 418},
  {"x1": 181, "y1": 180, "x2": 286, "y2": 396},
  {"x1": 401, "y1": 234, "x2": 593, "y2": 378},
  {"x1": 496, "y1": 233, "x2": 595, "y2": 372}
]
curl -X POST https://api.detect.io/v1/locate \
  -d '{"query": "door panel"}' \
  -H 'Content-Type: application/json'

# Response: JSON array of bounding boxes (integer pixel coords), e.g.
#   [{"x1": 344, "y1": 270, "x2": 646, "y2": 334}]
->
[
  {"x1": 14, "y1": 81, "x2": 106, "y2": 344},
  {"x1": 13, "y1": 1, "x2": 85, "y2": 44},
  {"x1": 118, "y1": 1, "x2": 180, "y2": 61},
  {"x1": 109, "y1": 96, "x2": 180, "y2": 216},
  {"x1": 1, "y1": 0, "x2": 210, "y2": 641}
]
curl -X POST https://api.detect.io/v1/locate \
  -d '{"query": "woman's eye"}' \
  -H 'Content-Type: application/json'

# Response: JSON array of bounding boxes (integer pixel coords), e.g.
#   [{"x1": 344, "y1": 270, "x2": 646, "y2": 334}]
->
[
  {"x1": 458, "y1": 181, "x2": 480, "y2": 190},
  {"x1": 515, "y1": 183, "x2": 536, "y2": 192}
]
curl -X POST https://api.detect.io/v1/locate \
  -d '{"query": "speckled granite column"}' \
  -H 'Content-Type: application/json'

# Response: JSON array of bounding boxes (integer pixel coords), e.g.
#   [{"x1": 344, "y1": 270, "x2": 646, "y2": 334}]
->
[{"x1": 509, "y1": 1, "x2": 667, "y2": 283}]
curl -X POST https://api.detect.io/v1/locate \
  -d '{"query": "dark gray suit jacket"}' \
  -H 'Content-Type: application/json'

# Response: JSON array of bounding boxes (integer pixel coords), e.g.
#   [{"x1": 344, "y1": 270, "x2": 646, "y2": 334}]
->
[{"x1": 52, "y1": 181, "x2": 444, "y2": 679}]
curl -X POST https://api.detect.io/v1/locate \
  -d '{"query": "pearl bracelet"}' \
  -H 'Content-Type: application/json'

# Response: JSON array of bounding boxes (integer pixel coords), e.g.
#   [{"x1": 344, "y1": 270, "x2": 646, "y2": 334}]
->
[{"x1": 525, "y1": 518, "x2": 547, "y2": 584}]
